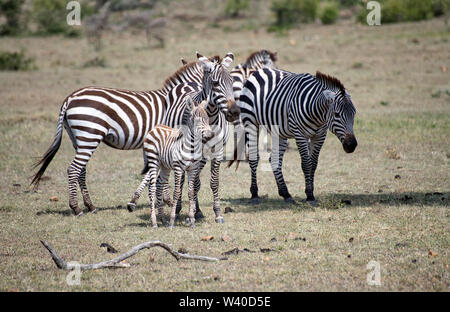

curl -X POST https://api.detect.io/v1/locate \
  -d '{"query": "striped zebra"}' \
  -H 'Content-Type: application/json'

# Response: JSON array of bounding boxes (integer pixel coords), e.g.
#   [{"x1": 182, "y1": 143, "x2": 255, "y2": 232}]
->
[
  {"x1": 128, "y1": 97, "x2": 213, "y2": 228},
  {"x1": 168, "y1": 54, "x2": 242, "y2": 223},
  {"x1": 31, "y1": 52, "x2": 236, "y2": 216},
  {"x1": 230, "y1": 49, "x2": 278, "y2": 102},
  {"x1": 229, "y1": 68, "x2": 358, "y2": 205}
]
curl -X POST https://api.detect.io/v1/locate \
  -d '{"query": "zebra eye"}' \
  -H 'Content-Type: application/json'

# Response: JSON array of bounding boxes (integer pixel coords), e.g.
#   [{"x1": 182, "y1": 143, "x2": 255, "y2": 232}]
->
[
  {"x1": 334, "y1": 112, "x2": 340, "y2": 118},
  {"x1": 212, "y1": 80, "x2": 220, "y2": 87}
]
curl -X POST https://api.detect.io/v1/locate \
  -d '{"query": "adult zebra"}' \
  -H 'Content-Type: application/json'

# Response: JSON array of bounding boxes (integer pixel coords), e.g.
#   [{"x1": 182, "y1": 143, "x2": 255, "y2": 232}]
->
[
  {"x1": 228, "y1": 68, "x2": 357, "y2": 205},
  {"x1": 31, "y1": 52, "x2": 237, "y2": 216}
]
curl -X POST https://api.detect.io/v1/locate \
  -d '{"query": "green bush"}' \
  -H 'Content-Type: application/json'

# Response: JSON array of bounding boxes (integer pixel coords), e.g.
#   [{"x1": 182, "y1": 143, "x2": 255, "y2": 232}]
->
[
  {"x1": 0, "y1": 50, "x2": 35, "y2": 71},
  {"x1": 358, "y1": 0, "x2": 447, "y2": 24},
  {"x1": 225, "y1": 0, "x2": 249, "y2": 17},
  {"x1": 32, "y1": 0, "x2": 69, "y2": 35},
  {"x1": 320, "y1": 2, "x2": 340, "y2": 24},
  {"x1": 269, "y1": 0, "x2": 318, "y2": 31},
  {"x1": 0, "y1": 0, "x2": 26, "y2": 36}
]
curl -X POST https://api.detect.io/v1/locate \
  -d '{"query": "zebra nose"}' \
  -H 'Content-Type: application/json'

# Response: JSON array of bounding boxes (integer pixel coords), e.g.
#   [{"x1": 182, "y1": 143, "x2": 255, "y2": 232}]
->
[
  {"x1": 226, "y1": 101, "x2": 240, "y2": 122},
  {"x1": 342, "y1": 134, "x2": 357, "y2": 153}
]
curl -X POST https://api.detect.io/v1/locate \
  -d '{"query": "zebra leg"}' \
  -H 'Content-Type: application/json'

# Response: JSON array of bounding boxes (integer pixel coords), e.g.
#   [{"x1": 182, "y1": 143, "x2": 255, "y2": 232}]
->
[
  {"x1": 67, "y1": 160, "x2": 84, "y2": 216},
  {"x1": 210, "y1": 158, "x2": 224, "y2": 223},
  {"x1": 269, "y1": 138, "x2": 293, "y2": 203},
  {"x1": 156, "y1": 168, "x2": 171, "y2": 225},
  {"x1": 294, "y1": 137, "x2": 317, "y2": 206},
  {"x1": 307, "y1": 132, "x2": 327, "y2": 205},
  {"x1": 248, "y1": 124, "x2": 260, "y2": 204},
  {"x1": 174, "y1": 172, "x2": 185, "y2": 217},
  {"x1": 192, "y1": 158, "x2": 207, "y2": 220},
  {"x1": 147, "y1": 170, "x2": 158, "y2": 228},
  {"x1": 127, "y1": 164, "x2": 155, "y2": 212},
  {"x1": 169, "y1": 168, "x2": 183, "y2": 228},
  {"x1": 78, "y1": 167, "x2": 96, "y2": 213},
  {"x1": 187, "y1": 169, "x2": 197, "y2": 228}
]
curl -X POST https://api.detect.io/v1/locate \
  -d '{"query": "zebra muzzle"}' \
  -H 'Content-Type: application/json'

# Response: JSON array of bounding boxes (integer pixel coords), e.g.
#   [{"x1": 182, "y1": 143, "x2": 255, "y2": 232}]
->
[{"x1": 342, "y1": 134, "x2": 357, "y2": 153}]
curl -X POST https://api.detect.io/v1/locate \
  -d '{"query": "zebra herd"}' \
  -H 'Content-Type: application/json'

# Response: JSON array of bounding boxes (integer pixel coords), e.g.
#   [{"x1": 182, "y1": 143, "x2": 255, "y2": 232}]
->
[{"x1": 31, "y1": 49, "x2": 357, "y2": 227}]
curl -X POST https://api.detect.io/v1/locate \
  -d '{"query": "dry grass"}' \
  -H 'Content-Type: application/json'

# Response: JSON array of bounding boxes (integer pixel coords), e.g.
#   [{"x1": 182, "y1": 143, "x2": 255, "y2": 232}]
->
[{"x1": 0, "y1": 15, "x2": 449, "y2": 291}]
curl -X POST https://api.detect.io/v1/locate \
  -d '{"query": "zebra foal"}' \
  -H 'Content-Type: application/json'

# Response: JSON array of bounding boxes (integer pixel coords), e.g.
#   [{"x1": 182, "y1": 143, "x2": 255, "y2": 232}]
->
[{"x1": 127, "y1": 97, "x2": 213, "y2": 228}]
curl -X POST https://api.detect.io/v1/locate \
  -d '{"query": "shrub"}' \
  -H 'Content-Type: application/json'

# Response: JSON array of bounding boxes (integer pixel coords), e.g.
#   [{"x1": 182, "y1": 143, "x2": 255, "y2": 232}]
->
[
  {"x1": 320, "y1": 2, "x2": 340, "y2": 24},
  {"x1": 225, "y1": 0, "x2": 249, "y2": 18},
  {"x1": 269, "y1": 0, "x2": 318, "y2": 31},
  {"x1": 358, "y1": 0, "x2": 446, "y2": 24},
  {"x1": 0, "y1": 0, "x2": 26, "y2": 36},
  {"x1": 0, "y1": 50, "x2": 35, "y2": 71},
  {"x1": 32, "y1": 0, "x2": 69, "y2": 35}
]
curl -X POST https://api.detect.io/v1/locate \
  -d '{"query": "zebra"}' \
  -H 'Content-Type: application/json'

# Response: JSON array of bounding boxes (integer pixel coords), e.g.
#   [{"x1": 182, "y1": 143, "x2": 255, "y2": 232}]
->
[
  {"x1": 228, "y1": 68, "x2": 358, "y2": 206},
  {"x1": 127, "y1": 96, "x2": 213, "y2": 228},
  {"x1": 168, "y1": 53, "x2": 242, "y2": 223},
  {"x1": 31, "y1": 52, "x2": 237, "y2": 216},
  {"x1": 230, "y1": 49, "x2": 278, "y2": 102}
]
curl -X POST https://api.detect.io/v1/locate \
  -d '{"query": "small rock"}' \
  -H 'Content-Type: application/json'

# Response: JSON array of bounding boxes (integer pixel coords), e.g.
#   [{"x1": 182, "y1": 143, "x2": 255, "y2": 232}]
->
[
  {"x1": 201, "y1": 235, "x2": 214, "y2": 241},
  {"x1": 221, "y1": 234, "x2": 232, "y2": 242},
  {"x1": 263, "y1": 256, "x2": 271, "y2": 261},
  {"x1": 100, "y1": 243, "x2": 118, "y2": 253},
  {"x1": 224, "y1": 207, "x2": 234, "y2": 214},
  {"x1": 270, "y1": 237, "x2": 277, "y2": 242},
  {"x1": 412, "y1": 259, "x2": 417, "y2": 263},
  {"x1": 394, "y1": 175, "x2": 401, "y2": 179},
  {"x1": 347, "y1": 254, "x2": 351, "y2": 258},
  {"x1": 13, "y1": 183, "x2": 21, "y2": 187},
  {"x1": 428, "y1": 250, "x2": 438, "y2": 257},
  {"x1": 178, "y1": 247, "x2": 188, "y2": 254},
  {"x1": 49, "y1": 196, "x2": 59, "y2": 202},
  {"x1": 349, "y1": 237, "x2": 354, "y2": 243}
]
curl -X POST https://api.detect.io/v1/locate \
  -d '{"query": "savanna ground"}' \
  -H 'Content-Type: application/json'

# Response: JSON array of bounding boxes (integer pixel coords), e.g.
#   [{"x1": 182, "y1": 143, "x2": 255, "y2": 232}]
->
[{"x1": 0, "y1": 6, "x2": 449, "y2": 291}]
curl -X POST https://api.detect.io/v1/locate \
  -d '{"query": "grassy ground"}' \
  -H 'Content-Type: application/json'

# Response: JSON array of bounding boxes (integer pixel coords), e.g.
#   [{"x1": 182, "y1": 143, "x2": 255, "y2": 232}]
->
[{"x1": 0, "y1": 15, "x2": 449, "y2": 291}]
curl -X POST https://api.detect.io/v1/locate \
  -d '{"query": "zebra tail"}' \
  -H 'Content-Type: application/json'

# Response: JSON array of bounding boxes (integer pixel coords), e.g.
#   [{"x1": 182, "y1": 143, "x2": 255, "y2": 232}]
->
[{"x1": 30, "y1": 99, "x2": 69, "y2": 189}]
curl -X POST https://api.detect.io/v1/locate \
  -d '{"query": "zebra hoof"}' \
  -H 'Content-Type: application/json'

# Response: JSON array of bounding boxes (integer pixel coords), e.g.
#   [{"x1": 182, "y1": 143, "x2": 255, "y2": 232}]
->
[
  {"x1": 127, "y1": 203, "x2": 136, "y2": 212},
  {"x1": 152, "y1": 224, "x2": 158, "y2": 229},
  {"x1": 284, "y1": 197, "x2": 296, "y2": 204},
  {"x1": 89, "y1": 209, "x2": 97, "y2": 214},
  {"x1": 215, "y1": 216, "x2": 224, "y2": 224},
  {"x1": 307, "y1": 200, "x2": 318, "y2": 207},
  {"x1": 75, "y1": 211, "x2": 84, "y2": 217},
  {"x1": 251, "y1": 197, "x2": 261, "y2": 205},
  {"x1": 195, "y1": 211, "x2": 205, "y2": 220}
]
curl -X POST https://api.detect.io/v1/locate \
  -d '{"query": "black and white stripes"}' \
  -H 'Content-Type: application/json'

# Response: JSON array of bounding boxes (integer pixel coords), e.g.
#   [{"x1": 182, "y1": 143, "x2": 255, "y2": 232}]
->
[
  {"x1": 127, "y1": 97, "x2": 212, "y2": 228},
  {"x1": 230, "y1": 68, "x2": 357, "y2": 205}
]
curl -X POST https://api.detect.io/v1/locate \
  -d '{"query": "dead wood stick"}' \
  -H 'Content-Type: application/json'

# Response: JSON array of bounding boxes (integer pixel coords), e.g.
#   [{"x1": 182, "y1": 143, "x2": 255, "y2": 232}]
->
[{"x1": 40, "y1": 240, "x2": 221, "y2": 271}]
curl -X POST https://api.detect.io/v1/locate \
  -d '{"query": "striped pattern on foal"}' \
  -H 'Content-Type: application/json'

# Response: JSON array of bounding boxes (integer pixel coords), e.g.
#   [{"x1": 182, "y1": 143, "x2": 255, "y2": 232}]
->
[
  {"x1": 31, "y1": 53, "x2": 232, "y2": 216},
  {"x1": 229, "y1": 68, "x2": 357, "y2": 205},
  {"x1": 128, "y1": 97, "x2": 212, "y2": 228}
]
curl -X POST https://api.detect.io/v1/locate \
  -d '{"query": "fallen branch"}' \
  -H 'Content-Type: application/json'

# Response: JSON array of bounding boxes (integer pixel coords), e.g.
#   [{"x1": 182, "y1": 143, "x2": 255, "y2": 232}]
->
[{"x1": 40, "y1": 240, "x2": 221, "y2": 271}]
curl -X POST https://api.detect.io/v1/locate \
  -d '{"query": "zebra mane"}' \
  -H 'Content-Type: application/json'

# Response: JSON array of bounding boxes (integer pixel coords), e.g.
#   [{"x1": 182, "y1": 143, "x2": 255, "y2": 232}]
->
[
  {"x1": 244, "y1": 49, "x2": 277, "y2": 67},
  {"x1": 162, "y1": 55, "x2": 223, "y2": 90},
  {"x1": 162, "y1": 61, "x2": 202, "y2": 90},
  {"x1": 315, "y1": 71, "x2": 346, "y2": 94}
]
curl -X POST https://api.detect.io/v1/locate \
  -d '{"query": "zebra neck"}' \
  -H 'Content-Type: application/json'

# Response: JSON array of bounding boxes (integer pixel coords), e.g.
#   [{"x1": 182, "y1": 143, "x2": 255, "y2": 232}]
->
[{"x1": 178, "y1": 128, "x2": 202, "y2": 160}]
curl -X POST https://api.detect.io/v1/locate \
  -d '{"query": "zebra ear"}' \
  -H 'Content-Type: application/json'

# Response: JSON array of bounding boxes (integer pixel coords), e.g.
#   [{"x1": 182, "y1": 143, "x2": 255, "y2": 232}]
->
[
  {"x1": 323, "y1": 90, "x2": 336, "y2": 105},
  {"x1": 181, "y1": 58, "x2": 188, "y2": 65},
  {"x1": 221, "y1": 52, "x2": 234, "y2": 69}
]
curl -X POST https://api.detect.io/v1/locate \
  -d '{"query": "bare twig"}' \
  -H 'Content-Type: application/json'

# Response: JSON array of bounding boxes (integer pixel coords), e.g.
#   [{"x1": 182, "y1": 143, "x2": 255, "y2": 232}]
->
[{"x1": 40, "y1": 240, "x2": 221, "y2": 271}]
